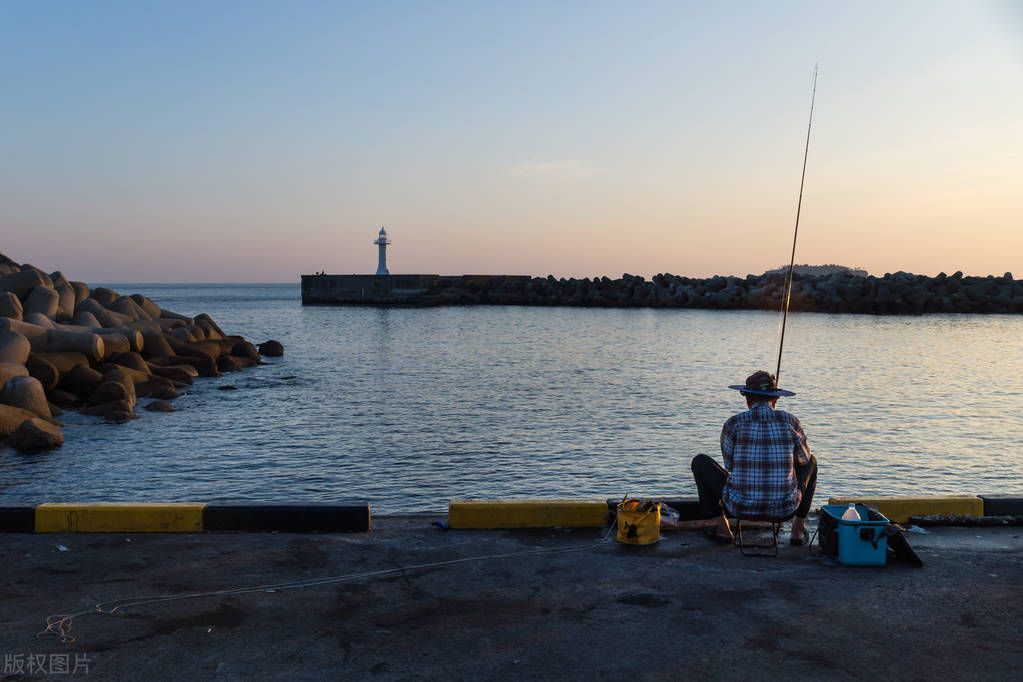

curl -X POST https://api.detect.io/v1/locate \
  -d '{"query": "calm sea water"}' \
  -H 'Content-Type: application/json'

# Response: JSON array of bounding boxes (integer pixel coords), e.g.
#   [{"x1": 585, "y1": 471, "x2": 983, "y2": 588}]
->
[{"x1": 1, "y1": 283, "x2": 1021, "y2": 513}]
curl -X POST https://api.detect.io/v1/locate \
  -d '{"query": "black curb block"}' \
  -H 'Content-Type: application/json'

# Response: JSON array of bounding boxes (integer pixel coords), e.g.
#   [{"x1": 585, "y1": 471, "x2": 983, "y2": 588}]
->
[
  {"x1": 0, "y1": 506, "x2": 36, "y2": 533},
  {"x1": 203, "y1": 503, "x2": 371, "y2": 532},
  {"x1": 980, "y1": 495, "x2": 1023, "y2": 517},
  {"x1": 606, "y1": 497, "x2": 703, "y2": 521}
]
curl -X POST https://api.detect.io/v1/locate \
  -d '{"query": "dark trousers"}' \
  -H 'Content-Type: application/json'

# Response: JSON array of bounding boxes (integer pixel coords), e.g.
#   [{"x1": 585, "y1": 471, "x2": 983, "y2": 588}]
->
[{"x1": 690, "y1": 453, "x2": 818, "y2": 519}]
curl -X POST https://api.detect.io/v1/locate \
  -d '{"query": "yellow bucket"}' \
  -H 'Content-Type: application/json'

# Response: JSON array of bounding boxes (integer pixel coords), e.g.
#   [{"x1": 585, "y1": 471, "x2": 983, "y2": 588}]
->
[{"x1": 616, "y1": 499, "x2": 661, "y2": 545}]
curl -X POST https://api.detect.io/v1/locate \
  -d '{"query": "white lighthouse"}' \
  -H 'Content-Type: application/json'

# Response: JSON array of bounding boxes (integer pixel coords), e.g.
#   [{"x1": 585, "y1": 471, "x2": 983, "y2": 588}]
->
[{"x1": 373, "y1": 226, "x2": 391, "y2": 275}]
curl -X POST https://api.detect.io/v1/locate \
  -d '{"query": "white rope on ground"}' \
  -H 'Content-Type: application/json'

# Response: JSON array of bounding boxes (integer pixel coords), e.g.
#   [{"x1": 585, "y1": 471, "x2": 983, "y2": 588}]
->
[{"x1": 39, "y1": 523, "x2": 621, "y2": 644}]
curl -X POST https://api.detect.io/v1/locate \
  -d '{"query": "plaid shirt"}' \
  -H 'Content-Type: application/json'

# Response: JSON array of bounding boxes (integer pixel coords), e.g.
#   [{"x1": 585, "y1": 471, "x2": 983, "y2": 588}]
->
[{"x1": 720, "y1": 402, "x2": 812, "y2": 518}]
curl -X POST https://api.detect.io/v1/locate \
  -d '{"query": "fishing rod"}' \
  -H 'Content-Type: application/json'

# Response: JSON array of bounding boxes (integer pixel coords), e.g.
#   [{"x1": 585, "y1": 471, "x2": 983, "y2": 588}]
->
[{"x1": 775, "y1": 64, "x2": 818, "y2": 386}]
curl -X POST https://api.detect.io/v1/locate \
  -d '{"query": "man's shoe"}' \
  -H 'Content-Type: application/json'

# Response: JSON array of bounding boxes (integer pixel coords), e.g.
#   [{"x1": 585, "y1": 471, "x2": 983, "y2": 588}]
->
[
  {"x1": 703, "y1": 526, "x2": 734, "y2": 544},
  {"x1": 790, "y1": 517, "x2": 808, "y2": 545}
]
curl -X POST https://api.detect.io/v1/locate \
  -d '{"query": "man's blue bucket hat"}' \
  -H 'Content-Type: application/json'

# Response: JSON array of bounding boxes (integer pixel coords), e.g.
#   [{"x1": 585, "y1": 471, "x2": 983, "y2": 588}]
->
[{"x1": 729, "y1": 370, "x2": 796, "y2": 397}]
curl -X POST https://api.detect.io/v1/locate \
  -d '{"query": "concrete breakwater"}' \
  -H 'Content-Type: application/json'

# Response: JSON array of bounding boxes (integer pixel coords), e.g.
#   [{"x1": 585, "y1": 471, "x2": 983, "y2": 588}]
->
[
  {"x1": 0, "y1": 253, "x2": 283, "y2": 453},
  {"x1": 430, "y1": 270, "x2": 1023, "y2": 314}
]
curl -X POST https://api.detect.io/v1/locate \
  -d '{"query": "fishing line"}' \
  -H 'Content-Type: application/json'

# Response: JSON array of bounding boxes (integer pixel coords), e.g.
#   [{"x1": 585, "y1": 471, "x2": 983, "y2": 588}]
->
[
  {"x1": 776, "y1": 64, "x2": 818, "y2": 386},
  {"x1": 38, "y1": 522, "x2": 620, "y2": 644}
]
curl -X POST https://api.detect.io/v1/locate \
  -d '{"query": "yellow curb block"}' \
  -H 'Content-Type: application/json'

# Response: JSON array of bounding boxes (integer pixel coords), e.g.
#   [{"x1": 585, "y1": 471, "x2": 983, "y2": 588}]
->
[
  {"x1": 35, "y1": 503, "x2": 206, "y2": 533},
  {"x1": 449, "y1": 499, "x2": 609, "y2": 529},
  {"x1": 828, "y1": 496, "x2": 983, "y2": 523}
]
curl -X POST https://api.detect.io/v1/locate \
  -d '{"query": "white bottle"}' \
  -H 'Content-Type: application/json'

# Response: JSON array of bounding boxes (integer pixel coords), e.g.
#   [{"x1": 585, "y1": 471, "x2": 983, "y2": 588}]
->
[{"x1": 841, "y1": 503, "x2": 860, "y2": 521}]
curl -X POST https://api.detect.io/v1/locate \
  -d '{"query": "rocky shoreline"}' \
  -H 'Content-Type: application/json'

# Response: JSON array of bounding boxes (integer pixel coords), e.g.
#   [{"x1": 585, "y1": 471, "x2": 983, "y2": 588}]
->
[
  {"x1": 0, "y1": 253, "x2": 282, "y2": 453},
  {"x1": 435, "y1": 270, "x2": 1023, "y2": 314}
]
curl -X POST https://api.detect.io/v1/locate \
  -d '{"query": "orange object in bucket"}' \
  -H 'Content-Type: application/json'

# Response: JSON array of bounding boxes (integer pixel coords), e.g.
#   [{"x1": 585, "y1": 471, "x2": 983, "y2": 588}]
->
[{"x1": 616, "y1": 498, "x2": 661, "y2": 545}]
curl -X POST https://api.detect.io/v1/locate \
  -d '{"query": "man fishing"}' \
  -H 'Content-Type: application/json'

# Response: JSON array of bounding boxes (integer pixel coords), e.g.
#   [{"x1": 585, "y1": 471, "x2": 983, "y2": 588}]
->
[{"x1": 690, "y1": 370, "x2": 818, "y2": 545}]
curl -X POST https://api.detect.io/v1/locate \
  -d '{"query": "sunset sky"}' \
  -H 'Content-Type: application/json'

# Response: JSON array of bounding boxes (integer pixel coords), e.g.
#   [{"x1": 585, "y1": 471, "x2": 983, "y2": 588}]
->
[{"x1": 3, "y1": 1, "x2": 1021, "y2": 283}]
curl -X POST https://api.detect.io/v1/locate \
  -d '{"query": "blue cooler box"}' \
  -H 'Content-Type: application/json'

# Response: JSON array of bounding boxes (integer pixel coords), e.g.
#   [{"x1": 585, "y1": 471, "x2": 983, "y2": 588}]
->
[{"x1": 821, "y1": 504, "x2": 889, "y2": 566}]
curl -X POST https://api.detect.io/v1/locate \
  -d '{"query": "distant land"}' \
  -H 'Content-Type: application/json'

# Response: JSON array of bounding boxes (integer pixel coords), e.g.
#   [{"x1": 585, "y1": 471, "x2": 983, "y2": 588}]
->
[{"x1": 761, "y1": 264, "x2": 868, "y2": 277}]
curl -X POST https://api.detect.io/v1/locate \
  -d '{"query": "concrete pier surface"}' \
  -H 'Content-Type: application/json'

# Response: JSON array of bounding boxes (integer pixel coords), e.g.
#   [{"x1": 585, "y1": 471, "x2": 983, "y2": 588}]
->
[{"x1": 2, "y1": 517, "x2": 1020, "y2": 681}]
